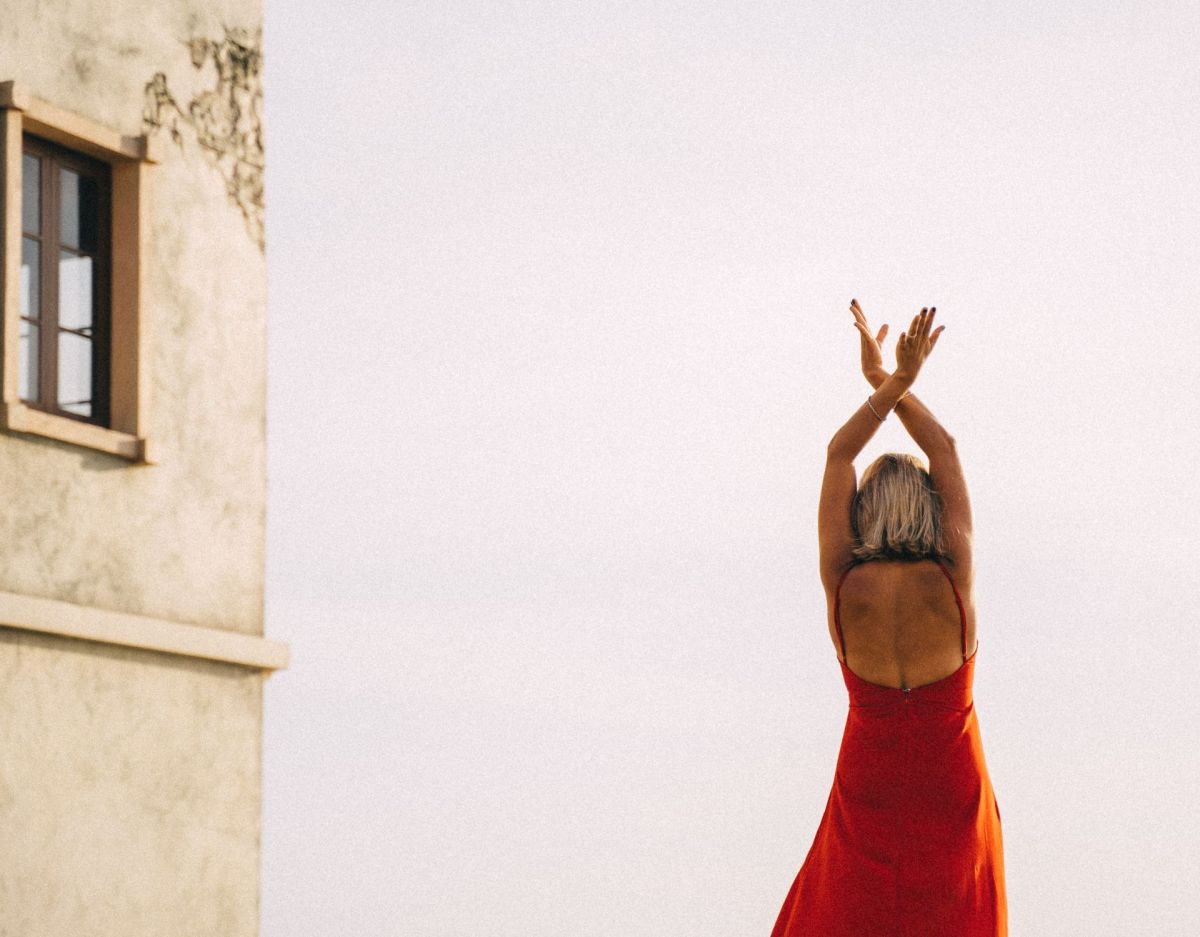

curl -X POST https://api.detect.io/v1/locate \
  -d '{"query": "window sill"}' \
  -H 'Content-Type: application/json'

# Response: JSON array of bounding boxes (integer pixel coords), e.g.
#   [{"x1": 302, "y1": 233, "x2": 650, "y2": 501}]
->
[{"x1": 0, "y1": 400, "x2": 154, "y2": 462}]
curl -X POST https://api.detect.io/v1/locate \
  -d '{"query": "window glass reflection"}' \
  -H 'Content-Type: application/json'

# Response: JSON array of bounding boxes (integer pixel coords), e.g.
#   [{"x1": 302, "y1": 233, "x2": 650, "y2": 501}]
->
[
  {"x1": 20, "y1": 320, "x2": 39, "y2": 402},
  {"x1": 22, "y1": 154, "x2": 40, "y2": 234},
  {"x1": 57, "y1": 330, "x2": 93, "y2": 417},
  {"x1": 59, "y1": 168, "x2": 99, "y2": 252},
  {"x1": 21, "y1": 238, "x2": 40, "y2": 320},
  {"x1": 58, "y1": 250, "x2": 94, "y2": 331}
]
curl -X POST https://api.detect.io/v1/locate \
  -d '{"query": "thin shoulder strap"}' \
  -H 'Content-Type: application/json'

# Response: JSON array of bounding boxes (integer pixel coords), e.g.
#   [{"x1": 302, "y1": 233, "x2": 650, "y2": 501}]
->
[
  {"x1": 935, "y1": 559, "x2": 968, "y2": 662},
  {"x1": 833, "y1": 563, "x2": 856, "y2": 662}
]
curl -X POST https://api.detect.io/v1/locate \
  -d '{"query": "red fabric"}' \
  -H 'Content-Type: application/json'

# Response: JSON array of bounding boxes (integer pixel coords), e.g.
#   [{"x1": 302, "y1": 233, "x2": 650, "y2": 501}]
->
[{"x1": 770, "y1": 561, "x2": 1007, "y2": 936}]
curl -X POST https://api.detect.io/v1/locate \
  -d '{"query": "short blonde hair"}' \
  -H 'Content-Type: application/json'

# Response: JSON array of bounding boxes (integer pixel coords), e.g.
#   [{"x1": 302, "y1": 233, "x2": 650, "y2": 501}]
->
[{"x1": 851, "y1": 452, "x2": 945, "y2": 562}]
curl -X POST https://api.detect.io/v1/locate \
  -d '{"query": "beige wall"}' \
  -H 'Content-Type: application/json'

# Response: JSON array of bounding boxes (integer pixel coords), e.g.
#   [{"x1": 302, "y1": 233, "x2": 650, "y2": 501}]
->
[
  {"x1": 0, "y1": 632, "x2": 263, "y2": 935},
  {"x1": 0, "y1": 2, "x2": 273, "y2": 934}
]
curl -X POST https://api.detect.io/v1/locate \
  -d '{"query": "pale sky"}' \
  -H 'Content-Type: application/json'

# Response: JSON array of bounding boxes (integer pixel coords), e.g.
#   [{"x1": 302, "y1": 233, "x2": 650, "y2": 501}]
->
[{"x1": 259, "y1": 3, "x2": 1200, "y2": 934}]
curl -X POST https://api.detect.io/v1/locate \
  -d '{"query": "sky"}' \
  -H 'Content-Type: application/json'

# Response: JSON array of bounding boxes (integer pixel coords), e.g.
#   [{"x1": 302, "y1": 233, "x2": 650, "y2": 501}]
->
[{"x1": 259, "y1": 2, "x2": 1200, "y2": 934}]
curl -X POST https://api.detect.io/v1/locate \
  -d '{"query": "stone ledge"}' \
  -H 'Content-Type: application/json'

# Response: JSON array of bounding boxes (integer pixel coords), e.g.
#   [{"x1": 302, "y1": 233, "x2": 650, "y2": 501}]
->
[{"x1": 0, "y1": 588, "x2": 289, "y2": 672}]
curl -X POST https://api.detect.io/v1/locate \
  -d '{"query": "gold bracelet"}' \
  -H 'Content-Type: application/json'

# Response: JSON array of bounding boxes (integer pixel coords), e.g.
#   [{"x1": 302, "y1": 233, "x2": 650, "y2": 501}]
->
[{"x1": 867, "y1": 395, "x2": 885, "y2": 421}]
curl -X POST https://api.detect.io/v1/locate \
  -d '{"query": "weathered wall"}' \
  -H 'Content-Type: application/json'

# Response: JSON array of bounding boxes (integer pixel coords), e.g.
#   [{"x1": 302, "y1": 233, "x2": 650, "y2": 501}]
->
[
  {"x1": 0, "y1": 631, "x2": 263, "y2": 936},
  {"x1": 0, "y1": 3, "x2": 266, "y2": 635},
  {"x1": 0, "y1": 2, "x2": 269, "y2": 934}
]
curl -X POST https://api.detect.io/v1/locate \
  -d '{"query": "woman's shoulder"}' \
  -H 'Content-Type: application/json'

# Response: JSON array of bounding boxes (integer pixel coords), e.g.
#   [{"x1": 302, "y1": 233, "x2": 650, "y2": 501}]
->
[
  {"x1": 839, "y1": 554, "x2": 972, "y2": 592},
  {"x1": 824, "y1": 552, "x2": 973, "y2": 599},
  {"x1": 830, "y1": 557, "x2": 975, "y2": 630}
]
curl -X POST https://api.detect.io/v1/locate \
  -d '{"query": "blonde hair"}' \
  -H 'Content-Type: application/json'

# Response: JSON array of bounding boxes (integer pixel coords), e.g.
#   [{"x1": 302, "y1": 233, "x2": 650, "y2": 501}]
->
[{"x1": 851, "y1": 452, "x2": 945, "y2": 562}]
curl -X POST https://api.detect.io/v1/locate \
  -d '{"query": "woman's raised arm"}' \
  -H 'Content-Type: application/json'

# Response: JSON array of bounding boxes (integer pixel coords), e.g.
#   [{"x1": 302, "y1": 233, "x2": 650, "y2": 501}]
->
[
  {"x1": 868, "y1": 383, "x2": 955, "y2": 457},
  {"x1": 820, "y1": 374, "x2": 912, "y2": 588},
  {"x1": 826, "y1": 372, "x2": 912, "y2": 460},
  {"x1": 873, "y1": 381, "x2": 974, "y2": 577},
  {"x1": 851, "y1": 300, "x2": 972, "y2": 578},
  {"x1": 819, "y1": 305, "x2": 940, "y2": 586},
  {"x1": 851, "y1": 300, "x2": 954, "y2": 458}
]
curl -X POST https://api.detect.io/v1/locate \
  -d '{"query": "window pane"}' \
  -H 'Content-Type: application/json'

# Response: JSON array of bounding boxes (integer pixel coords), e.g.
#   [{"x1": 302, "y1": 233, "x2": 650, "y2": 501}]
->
[
  {"x1": 22, "y1": 154, "x2": 40, "y2": 234},
  {"x1": 57, "y1": 329, "x2": 93, "y2": 417},
  {"x1": 19, "y1": 320, "x2": 39, "y2": 402},
  {"x1": 58, "y1": 250, "x2": 94, "y2": 332},
  {"x1": 59, "y1": 168, "x2": 99, "y2": 252},
  {"x1": 21, "y1": 238, "x2": 40, "y2": 320}
]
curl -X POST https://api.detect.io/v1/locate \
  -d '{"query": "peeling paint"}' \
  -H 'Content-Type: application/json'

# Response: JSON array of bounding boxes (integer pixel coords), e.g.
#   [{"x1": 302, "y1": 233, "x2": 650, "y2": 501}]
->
[{"x1": 142, "y1": 25, "x2": 264, "y2": 251}]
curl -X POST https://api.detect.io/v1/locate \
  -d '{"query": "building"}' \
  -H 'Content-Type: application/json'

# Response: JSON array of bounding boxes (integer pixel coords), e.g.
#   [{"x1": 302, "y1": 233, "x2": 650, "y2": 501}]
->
[{"x1": 0, "y1": 3, "x2": 287, "y2": 934}]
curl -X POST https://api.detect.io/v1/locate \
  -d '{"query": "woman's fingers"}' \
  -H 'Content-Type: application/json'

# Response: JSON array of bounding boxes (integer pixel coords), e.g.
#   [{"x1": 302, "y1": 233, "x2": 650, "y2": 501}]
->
[
  {"x1": 851, "y1": 300, "x2": 942, "y2": 354},
  {"x1": 890, "y1": 306, "x2": 944, "y2": 366},
  {"x1": 914, "y1": 307, "x2": 934, "y2": 345}
]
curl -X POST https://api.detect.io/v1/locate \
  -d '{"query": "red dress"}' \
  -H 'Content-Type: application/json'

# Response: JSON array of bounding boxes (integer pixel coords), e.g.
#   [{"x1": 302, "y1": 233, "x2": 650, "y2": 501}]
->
[{"x1": 770, "y1": 560, "x2": 1007, "y2": 936}]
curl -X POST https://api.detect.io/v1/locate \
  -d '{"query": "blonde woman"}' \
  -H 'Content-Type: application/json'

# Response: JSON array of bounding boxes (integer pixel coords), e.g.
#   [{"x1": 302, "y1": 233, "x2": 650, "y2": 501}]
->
[{"x1": 770, "y1": 301, "x2": 1007, "y2": 936}]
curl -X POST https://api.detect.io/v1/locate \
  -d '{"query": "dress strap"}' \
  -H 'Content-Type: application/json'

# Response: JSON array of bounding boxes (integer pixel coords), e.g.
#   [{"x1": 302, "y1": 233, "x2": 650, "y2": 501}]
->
[
  {"x1": 935, "y1": 559, "x2": 969, "y2": 662},
  {"x1": 832, "y1": 563, "x2": 856, "y2": 662}
]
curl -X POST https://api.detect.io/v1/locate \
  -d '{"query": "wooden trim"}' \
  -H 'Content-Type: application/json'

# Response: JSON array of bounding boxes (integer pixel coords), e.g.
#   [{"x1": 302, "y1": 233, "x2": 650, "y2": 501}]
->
[
  {"x1": 0, "y1": 81, "x2": 154, "y2": 163},
  {"x1": 0, "y1": 79, "x2": 154, "y2": 462},
  {"x1": 1, "y1": 108, "x2": 21, "y2": 405},
  {"x1": 0, "y1": 587, "x2": 289, "y2": 672},
  {"x1": 0, "y1": 399, "x2": 147, "y2": 459},
  {"x1": 109, "y1": 155, "x2": 150, "y2": 444}
]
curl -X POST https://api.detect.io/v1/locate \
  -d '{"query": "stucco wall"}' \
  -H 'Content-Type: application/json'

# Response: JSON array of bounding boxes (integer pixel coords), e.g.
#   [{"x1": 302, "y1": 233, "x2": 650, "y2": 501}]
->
[
  {"x1": 0, "y1": 1, "x2": 267, "y2": 635},
  {"x1": 0, "y1": 631, "x2": 263, "y2": 936},
  {"x1": 0, "y1": 2, "x2": 269, "y2": 934}
]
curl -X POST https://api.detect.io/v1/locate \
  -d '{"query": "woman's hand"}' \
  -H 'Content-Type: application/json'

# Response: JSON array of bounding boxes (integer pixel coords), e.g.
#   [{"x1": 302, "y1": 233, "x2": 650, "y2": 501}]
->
[
  {"x1": 894, "y1": 306, "x2": 945, "y2": 383},
  {"x1": 849, "y1": 298, "x2": 889, "y2": 386}
]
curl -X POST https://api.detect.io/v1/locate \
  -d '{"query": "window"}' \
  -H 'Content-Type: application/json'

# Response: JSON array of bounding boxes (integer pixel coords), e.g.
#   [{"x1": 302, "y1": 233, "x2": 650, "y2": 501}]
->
[
  {"x1": 2, "y1": 80, "x2": 158, "y2": 462},
  {"x1": 20, "y1": 134, "x2": 112, "y2": 424}
]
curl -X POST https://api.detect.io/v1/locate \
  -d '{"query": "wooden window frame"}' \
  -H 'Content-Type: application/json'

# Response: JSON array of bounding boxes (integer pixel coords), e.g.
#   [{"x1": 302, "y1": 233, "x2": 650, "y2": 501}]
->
[
  {"x1": 0, "y1": 80, "x2": 160, "y2": 463},
  {"x1": 21, "y1": 133, "x2": 113, "y2": 427}
]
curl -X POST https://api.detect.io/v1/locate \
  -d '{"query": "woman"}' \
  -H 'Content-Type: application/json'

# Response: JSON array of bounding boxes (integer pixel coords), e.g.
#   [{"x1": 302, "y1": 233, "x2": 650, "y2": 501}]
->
[{"x1": 770, "y1": 301, "x2": 1007, "y2": 936}]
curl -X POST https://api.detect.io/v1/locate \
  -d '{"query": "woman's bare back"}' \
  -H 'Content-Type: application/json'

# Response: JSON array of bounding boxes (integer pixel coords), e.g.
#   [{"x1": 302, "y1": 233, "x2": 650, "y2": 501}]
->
[{"x1": 825, "y1": 558, "x2": 977, "y2": 691}]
